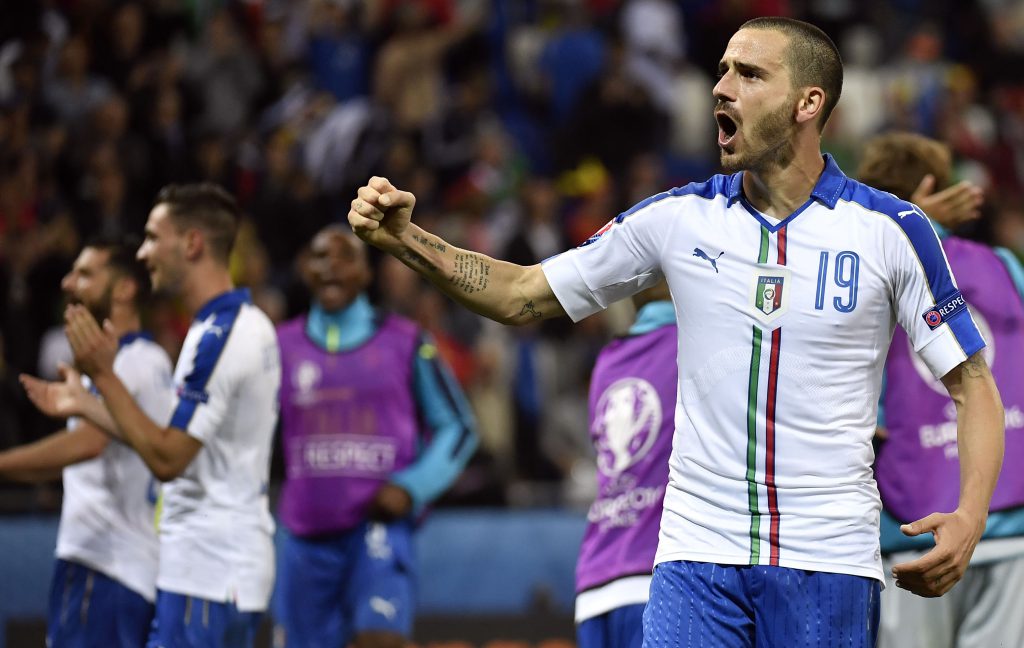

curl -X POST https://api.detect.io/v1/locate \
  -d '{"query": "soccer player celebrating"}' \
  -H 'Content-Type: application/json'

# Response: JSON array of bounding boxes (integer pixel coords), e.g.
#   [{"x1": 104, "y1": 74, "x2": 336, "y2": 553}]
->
[
  {"x1": 348, "y1": 17, "x2": 1005, "y2": 647},
  {"x1": 859, "y1": 133, "x2": 1024, "y2": 648},
  {"x1": 64, "y1": 184, "x2": 281, "y2": 648},
  {"x1": 274, "y1": 225, "x2": 477, "y2": 648},
  {"x1": 0, "y1": 236, "x2": 173, "y2": 647},
  {"x1": 575, "y1": 281, "x2": 676, "y2": 648}
]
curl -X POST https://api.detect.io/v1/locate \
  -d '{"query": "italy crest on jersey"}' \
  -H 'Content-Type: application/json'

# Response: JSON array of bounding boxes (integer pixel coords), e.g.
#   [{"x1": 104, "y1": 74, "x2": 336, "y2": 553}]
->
[
  {"x1": 749, "y1": 267, "x2": 791, "y2": 326},
  {"x1": 756, "y1": 276, "x2": 784, "y2": 315}
]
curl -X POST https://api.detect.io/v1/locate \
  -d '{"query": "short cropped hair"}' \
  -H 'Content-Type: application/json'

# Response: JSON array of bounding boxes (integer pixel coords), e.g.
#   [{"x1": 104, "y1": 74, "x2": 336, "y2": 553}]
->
[
  {"x1": 84, "y1": 233, "x2": 152, "y2": 304},
  {"x1": 155, "y1": 183, "x2": 240, "y2": 263},
  {"x1": 740, "y1": 17, "x2": 843, "y2": 131},
  {"x1": 857, "y1": 132, "x2": 952, "y2": 201}
]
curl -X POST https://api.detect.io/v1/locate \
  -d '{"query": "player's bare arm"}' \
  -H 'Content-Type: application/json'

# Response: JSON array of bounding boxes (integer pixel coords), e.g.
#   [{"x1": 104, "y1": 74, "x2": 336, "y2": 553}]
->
[
  {"x1": 64, "y1": 304, "x2": 202, "y2": 482},
  {"x1": 348, "y1": 176, "x2": 565, "y2": 325},
  {"x1": 892, "y1": 350, "x2": 1004, "y2": 597},
  {"x1": 0, "y1": 420, "x2": 109, "y2": 483}
]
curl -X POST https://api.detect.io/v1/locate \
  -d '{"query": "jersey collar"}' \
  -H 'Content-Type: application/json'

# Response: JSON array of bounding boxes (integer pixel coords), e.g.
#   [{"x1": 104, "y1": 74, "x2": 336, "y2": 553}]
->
[
  {"x1": 726, "y1": 153, "x2": 848, "y2": 210},
  {"x1": 306, "y1": 293, "x2": 376, "y2": 352},
  {"x1": 195, "y1": 288, "x2": 252, "y2": 321},
  {"x1": 117, "y1": 331, "x2": 153, "y2": 348}
]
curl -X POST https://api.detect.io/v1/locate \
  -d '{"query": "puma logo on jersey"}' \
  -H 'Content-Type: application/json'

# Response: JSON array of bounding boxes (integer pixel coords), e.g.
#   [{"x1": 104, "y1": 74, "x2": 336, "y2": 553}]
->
[
  {"x1": 369, "y1": 597, "x2": 398, "y2": 621},
  {"x1": 693, "y1": 248, "x2": 725, "y2": 273}
]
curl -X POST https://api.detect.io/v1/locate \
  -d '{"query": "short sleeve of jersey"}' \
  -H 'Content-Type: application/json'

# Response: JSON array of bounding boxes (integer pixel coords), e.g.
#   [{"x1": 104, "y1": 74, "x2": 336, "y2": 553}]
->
[
  {"x1": 168, "y1": 328, "x2": 237, "y2": 444},
  {"x1": 888, "y1": 205, "x2": 985, "y2": 379},
  {"x1": 542, "y1": 194, "x2": 680, "y2": 321}
]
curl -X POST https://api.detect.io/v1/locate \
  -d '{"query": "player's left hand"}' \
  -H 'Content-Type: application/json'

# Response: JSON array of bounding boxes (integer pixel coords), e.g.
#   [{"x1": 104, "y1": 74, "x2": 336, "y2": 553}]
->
[
  {"x1": 64, "y1": 304, "x2": 118, "y2": 379},
  {"x1": 891, "y1": 508, "x2": 985, "y2": 597},
  {"x1": 369, "y1": 483, "x2": 413, "y2": 521},
  {"x1": 19, "y1": 363, "x2": 89, "y2": 418}
]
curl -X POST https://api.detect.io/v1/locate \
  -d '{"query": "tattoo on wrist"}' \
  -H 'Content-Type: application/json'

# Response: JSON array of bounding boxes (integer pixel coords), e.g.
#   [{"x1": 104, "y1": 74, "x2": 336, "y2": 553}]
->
[
  {"x1": 452, "y1": 253, "x2": 491, "y2": 294},
  {"x1": 520, "y1": 301, "x2": 542, "y2": 319},
  {"x1": 412, "y1": 233, "x2": 447, "y2": 253}
]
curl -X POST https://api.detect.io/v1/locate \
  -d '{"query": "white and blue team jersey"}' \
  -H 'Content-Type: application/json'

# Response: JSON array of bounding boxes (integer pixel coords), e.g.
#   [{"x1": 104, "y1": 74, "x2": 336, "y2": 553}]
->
[
  {"x1": 160, "y1": 288, "x2": 281, "y2": 612},
  {"x1": 59, "y1": 333, "x2": 174, "y2": 602},
  {"x1": 542, "y1": 155, "x2": 985, "y2": 582}
]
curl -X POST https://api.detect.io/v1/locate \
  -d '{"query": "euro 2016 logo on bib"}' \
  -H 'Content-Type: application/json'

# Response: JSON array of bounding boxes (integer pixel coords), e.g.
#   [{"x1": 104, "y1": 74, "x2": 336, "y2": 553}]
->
[
  {"x1": 292, "y1": 360, "x2": 322, "y2": 405},
  {"x1": 593, "y1": 378, "x2": 661, "y2": 477},
  {"x1": 748, "y1": 267, "x2": 792, "y2": 327}
]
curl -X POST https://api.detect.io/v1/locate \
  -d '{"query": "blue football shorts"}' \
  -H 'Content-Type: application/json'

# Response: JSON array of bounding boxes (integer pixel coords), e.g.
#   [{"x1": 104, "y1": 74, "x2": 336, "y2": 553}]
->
[
  {"x1": 274, "y1": 519, "x2": 415, "y2": 647},
  {"x1": 642, "y1": 560, "x2": 880, "y2": 648},
  {"x1": 578, "y1": 603, "x2": 645, "y2": 648},
  {"x1": 47, "y1": 558, "x2": 154, "y2": 648},
  {"x1": 145, "y1": 590, "x2": 262, "y2": 648}
]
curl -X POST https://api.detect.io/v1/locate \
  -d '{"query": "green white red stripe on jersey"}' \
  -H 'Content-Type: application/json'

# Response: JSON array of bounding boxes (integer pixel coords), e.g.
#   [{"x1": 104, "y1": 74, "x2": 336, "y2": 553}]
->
[{"x1": 745, "y1": 224, "x2": 786, "y2": 565}]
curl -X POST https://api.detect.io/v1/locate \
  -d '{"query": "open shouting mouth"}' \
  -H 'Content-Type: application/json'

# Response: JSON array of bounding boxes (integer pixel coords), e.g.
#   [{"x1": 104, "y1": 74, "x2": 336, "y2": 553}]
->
[{"x1": 716, "y1": 111, "x2": 739, "y2": 149}]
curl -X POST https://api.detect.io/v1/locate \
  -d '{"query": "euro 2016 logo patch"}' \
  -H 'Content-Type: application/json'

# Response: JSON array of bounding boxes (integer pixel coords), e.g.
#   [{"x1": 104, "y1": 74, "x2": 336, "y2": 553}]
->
[
  {"x1": 922, "y1": 290, "x2": 968, "y2": 330},
  {"x1": 748, "y1": 267, "x2": 792, "y2": 326},
  {"x1": 593, "y1": 378, "x2": 662, "y2": 477}
]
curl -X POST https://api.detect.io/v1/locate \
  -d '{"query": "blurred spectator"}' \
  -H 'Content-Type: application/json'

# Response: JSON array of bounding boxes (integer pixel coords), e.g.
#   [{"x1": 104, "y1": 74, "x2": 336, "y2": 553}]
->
[
  {"x1": 306, "y1": 0, "x2": 375, "y2": 102},
  {"x1": 250, "y1": 127, "x2": 331, "y2": 284},
  {"x1": 92, "y1": 2, "x2": 152, "y2": 91},
  {"x1": 76, "y1": 143, "x2": 145, "y2": 240},
  {"x1": 43, "y1": 35, "x2": 111, "y2": 126},
  {"x1": 885, "y1": 23, "x2": 950, "y2": 136},
  {"x1": 554, "y1": 41, "x2": 668, "y2": 179},
  {"x1": 144, "y1": 85, "x2": 191, "y2": 193},
  {"x1": 184, "y1": 10, "x2": 262, "y2": 136},
  {"x1": 620, "y1": 0, "x2": 686, "y2": 114},
  {"x1": 832, "y1": 25, "x2": 888, "y2": 145},
  {"x1": 374, "y1": 2, "x2": 479, "y2": 133},
  {"x1": 536, "y1": 4, "x2": 606, "y2": 125}
]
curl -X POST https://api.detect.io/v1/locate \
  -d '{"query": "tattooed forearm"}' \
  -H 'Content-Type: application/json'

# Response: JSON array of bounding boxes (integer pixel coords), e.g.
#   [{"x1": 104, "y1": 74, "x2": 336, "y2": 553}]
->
[
  {"x1": 963, "y1": 352, "x2": 989, "y2": 379},
  {"x1": 412, "y1": 233, "x2": 447, "y2": 253},
  {"x1": 401, "y1": 249, "x2": 439, "y2": 273},
  {"x1": 520, "y1": 300, "x2": 542, "y2": 319},
  {"x1": 452, "y1": 253, "x2": 491, "y2": 294}
]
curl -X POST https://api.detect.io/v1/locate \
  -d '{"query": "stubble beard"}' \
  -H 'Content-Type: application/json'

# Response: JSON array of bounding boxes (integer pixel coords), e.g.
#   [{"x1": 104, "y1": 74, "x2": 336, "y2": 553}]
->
[{"x1": 720, "y1": 97, "x2": 798, "y2": 174}]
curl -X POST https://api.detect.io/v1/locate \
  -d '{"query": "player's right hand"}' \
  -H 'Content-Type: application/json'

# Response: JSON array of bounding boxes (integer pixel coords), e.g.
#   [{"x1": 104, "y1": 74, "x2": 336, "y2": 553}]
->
[
  {"x1": 891, "y1": 508, "x2": 984, "y2": 597},
  {"x1": 348, "y1": 176, "x2": 416, "y2": 251},
  {"x1": 19, "y1": 363, "x2": 88, "y2": 419}
]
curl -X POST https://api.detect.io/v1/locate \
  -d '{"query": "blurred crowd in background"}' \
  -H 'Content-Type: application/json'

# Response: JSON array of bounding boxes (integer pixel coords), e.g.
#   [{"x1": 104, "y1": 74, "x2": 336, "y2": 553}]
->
[{"x1": 3, "y1": 0, "x2": 1024, "y2": 511}]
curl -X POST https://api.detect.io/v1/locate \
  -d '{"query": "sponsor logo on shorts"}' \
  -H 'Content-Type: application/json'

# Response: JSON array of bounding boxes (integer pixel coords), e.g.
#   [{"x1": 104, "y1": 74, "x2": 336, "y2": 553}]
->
[{"x1": 369, "y1": 597, "x2": 398, "y2": 621}]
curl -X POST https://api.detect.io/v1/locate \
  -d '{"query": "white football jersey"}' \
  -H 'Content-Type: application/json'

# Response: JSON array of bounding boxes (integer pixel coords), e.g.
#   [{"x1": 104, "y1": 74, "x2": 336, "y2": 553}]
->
[
  {"x1": 59, "y1": 334, "x2": 174, "y2": 602},
  {"x1": 543, "y1": 155, "x2": 984, "y2": 581},
  {"x1": 159, "y1": 289, "x2": 281, "y2": 611}
]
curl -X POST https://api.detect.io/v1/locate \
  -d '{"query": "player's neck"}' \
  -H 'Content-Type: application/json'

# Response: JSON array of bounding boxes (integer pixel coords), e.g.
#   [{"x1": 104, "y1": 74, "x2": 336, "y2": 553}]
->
[
  {"x1": 181, "y1": 263, "x2": 235, "y2": 318},
  {"x1": 106, "y1": 305, "x2": 141, "y2": 340},
  {"x1": 743, "y1": 146, "x2": 825, "y2": 218}
]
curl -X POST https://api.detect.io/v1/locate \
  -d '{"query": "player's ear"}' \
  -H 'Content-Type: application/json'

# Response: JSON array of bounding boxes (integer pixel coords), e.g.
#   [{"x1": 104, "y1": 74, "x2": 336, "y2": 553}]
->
[
  {"x1": 183, "y1": 228, "x2": 205, "y2": 261},
  {"x1": 795, "y1": 86, "x2": 825, "y2": 127},
  {"x1": 111, "y1": 275, "x2": 137, "y2": 305}
]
